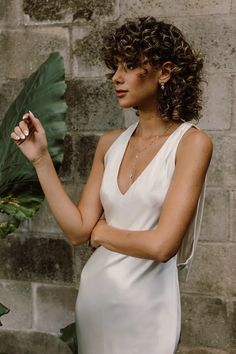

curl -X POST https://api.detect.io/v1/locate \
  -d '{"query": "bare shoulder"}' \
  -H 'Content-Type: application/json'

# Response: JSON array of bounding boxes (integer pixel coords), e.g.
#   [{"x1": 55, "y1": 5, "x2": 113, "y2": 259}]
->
[
  {"x1": 96, "y1": 128, "x2": 125, "y2": 158},
  {"x1": 177, "y1": 126, "x2": 213, "y2": 163}
]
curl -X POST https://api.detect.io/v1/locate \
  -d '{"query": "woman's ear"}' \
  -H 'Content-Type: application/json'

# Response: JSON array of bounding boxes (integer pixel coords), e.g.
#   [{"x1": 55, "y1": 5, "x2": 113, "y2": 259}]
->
[{"x1": 159, "y1": 61, "x2": 174, "y2": 84}]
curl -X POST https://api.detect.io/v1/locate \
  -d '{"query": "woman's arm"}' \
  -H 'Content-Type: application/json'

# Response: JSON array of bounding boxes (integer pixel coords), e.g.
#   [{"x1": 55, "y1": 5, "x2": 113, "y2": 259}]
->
[
  {"x1": 11, "y1": 112, "x2": 122, "y2": 246},
  {"x1": 91, "y1": 128, "x2": 213, "y2": 262}
]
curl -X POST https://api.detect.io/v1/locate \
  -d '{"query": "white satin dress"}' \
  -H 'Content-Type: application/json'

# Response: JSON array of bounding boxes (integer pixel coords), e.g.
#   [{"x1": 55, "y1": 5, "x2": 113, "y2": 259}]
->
[{"x1": 75, "y1": 121, "x2": 206, "y2": 354}]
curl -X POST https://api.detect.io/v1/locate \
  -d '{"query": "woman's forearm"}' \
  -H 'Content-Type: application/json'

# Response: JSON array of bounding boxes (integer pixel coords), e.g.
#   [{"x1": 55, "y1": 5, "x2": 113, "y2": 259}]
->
[
  {"x1": 34, "y1": 152, "x2": 87, "y2": 245},
  {"x1": 94, "y1": 223, "x2": 173, "y2": 262}
]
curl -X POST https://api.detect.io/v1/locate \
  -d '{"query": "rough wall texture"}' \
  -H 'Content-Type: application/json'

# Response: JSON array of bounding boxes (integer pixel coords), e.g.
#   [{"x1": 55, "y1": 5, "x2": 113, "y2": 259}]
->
[{"x1": 0, "y1": 0, "x2": 235, "y2": 353}]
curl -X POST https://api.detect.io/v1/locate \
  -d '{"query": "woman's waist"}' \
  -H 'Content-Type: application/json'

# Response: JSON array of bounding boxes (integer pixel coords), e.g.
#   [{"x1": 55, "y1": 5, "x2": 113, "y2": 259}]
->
[{"x1": 81, "y1": 246, "x2": 177, "y2": 284}]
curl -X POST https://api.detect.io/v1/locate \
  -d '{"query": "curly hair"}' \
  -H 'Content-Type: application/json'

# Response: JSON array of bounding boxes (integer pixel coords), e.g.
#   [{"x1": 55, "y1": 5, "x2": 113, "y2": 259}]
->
[{"x1": 102, "y1": 16, "x2": 204, "y2": 122}]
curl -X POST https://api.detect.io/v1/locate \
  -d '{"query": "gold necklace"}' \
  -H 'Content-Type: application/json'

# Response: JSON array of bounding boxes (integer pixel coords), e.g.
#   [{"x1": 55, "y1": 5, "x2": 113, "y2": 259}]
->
[{"x1": 128, "y1": 122, "x2": 174, "y2": 183}]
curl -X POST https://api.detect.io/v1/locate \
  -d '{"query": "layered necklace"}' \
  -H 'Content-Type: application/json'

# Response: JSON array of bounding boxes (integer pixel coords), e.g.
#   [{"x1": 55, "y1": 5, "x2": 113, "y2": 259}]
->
[{"x1": 128, "y1": 122, "x2": 174, "y2": 183}]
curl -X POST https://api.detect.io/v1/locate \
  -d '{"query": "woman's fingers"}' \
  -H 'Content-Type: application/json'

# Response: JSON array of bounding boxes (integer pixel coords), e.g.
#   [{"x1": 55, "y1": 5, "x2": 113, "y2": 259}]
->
[
  {"x1": 10, "y1": 131, "x2": 21, "y2": 142},
  {"x1": 25, "y1": 111, "x2": 43, "y2": 132},
  {"x1": 14, "y1": 125, "x2": 26, "y2": 140},
  {"x1": 10, "y1": 111, "x2": 46, "y2": 146},
  {"x1": 23, "y1": 111, "x2": 45, "y2": 133},
  {"x1": 19, "y1": 120, "x2": 29, "y2": 136},
  {"x1": 10, "y1": 113, "x2": 34, "y2": 143}
]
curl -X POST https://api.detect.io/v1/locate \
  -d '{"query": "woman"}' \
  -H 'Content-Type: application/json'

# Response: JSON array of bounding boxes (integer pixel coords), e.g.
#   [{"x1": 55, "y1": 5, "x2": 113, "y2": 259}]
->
[{"x1": 11, "y1": 17, "x2": 212, "y2": 354}]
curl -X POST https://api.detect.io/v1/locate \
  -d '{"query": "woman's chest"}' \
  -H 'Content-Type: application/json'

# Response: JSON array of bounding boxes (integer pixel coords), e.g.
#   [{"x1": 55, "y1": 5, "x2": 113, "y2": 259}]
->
[{"x1": 117, "y1": 136, "x2": 172, "y2": 196}]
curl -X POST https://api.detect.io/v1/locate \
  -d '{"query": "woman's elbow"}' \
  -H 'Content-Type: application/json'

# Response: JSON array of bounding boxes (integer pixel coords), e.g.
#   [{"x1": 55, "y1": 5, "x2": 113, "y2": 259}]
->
[
  {"x1": 64, "y1": 231, "x2": 89, "y2": 247},
  {"x1": 158, "y1": 251, "x2": 176, "y2": 263},
  {"x1": 153, "y1": 243, "x2": 178, "y2": 263}
]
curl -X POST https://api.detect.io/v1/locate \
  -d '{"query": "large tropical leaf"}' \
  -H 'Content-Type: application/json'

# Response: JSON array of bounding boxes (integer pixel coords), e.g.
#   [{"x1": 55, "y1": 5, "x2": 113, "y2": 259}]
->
[
  {"x1": 0, "y1": 303, "x2": 9, "y2": 326},
  {"x1": 0, "y1": 52, "x2": 67, "y2": 237},
  {"x1": 59, "y1": 322, "x2": 77, "y2": 354}
]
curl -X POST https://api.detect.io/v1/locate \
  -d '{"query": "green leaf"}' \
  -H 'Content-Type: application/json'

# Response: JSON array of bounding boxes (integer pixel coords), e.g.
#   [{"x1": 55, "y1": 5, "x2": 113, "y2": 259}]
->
[
  {"x1": 59, "y1": 322, "x2": 77, "y2": 354},
  {"x1": 0, "y1": 303, "x2": 10, "y2": 326},
  {"x1": 0, "y1": 52, "x2": 67, "y2": 237}
]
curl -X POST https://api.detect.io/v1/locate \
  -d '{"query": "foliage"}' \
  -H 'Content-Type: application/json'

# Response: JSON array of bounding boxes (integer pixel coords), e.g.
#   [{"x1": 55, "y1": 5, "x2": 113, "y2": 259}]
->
[
  {"x1": 59, "y1": 322, "x2": 77, "y2": 354},
  {"x1": 0, "y1": 303, "x2": 10, "y2": 326},
  {"x1": 0, "y1": 52, "x2": 67, "y2": 238}
]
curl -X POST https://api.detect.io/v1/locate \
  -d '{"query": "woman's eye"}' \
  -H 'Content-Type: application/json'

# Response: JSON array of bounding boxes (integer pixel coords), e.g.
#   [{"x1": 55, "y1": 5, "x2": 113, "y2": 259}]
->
[{"x1": 124, "y1": 63, "x2": 135, "y2": 71}]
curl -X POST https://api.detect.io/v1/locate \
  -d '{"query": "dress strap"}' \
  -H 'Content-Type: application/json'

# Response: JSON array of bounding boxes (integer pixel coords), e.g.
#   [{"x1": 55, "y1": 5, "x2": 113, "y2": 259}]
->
[
  {"x1": 104, "y1": 121, "x2": 138, "y2": 166},
  {"x1": 174, "y1": 123, "x2": 207, "y2": 281},
  {"x1": 157, "y1": 120, "x2": 206, "y2": 280},
  {"x1": 177, "y1": 178, "x2": 206, "y2": 281}
]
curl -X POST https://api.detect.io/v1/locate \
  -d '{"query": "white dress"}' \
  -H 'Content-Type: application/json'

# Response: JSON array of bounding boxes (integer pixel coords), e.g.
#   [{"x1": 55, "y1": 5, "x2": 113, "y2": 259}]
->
[{"x1": 75, "y1": 121, "x2": 206, "y2": 354}]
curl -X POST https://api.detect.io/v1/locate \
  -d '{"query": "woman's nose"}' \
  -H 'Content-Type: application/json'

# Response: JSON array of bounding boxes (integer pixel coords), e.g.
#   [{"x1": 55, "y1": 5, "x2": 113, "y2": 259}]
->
[{"x1": 112, "y1": 67, "x2": 124, "y2": 84}]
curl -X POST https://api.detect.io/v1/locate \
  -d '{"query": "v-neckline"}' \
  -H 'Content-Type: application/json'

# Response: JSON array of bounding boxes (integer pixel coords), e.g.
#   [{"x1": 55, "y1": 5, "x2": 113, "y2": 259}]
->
[{"x1": 116, "y1": 121, "x2": 186, "y2": 197}]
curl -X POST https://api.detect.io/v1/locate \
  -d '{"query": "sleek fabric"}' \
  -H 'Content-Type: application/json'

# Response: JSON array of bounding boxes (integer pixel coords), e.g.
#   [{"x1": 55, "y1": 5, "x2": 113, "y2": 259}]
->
[{"x1": 75, "y1": 121, "x2": 205, "y2": 354}]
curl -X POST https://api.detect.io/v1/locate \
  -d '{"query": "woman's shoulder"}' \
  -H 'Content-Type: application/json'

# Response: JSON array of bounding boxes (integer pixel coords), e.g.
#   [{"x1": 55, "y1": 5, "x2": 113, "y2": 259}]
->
[
  {"x1": 97, "y1": 128, "x2": 125, "y2": 157},
  {"x1": 182, "y1": 125, "x2": 212, "y2": 150},
  {"x1": 177, "y1": 125, "x2": 213, "y2": 164}
]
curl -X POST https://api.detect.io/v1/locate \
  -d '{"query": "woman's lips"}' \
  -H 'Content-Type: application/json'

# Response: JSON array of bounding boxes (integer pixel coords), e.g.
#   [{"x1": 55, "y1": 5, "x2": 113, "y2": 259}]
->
[{"x1": 116, "y1": 90, "x2": 128, "y2": 97}]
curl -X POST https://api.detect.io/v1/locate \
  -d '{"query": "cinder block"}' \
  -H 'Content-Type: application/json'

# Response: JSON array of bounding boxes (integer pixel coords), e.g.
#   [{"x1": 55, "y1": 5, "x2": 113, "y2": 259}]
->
[
  {"x1": 232, "y1": 0, "x2": 236, "y2": 13},
  {"x1": 0, "y1": 235, "x2": 74, "y2": 282},
  {"x1": 199, "y1": 74, "x2": 231, "y2": 130},
  {"x1": 172, "y1": 16, "x2": 236, "y2": 74},
  {"x1": 227, "y1": 244, "x2": 236, "y2": 297},
  {"x1": 177, "y1": 346, "x2": 229, "y2": 354},
  {"x1": 200, "y1": 188, "x2": 230, "y2": 242},
  {"x1": 72, "y1": 25, "x2": 104, "y2": 78},
  {"x1": 73, "y1": 243, "x2": 93, "y2": 282},
  {"x1": 0, "y1": 28, "x2": 70, "y2": 80},
  {"x1": 65, "y1": 79, "x2": 123, "y2": 132},
  {"x1": 73, "y1": 134, "x2": 100, "y2": 181},
  {"x1": 231, "y1": 300, "x2": 236, "y2": 348},
  {"x1": 60, "y1": 133, "x2": 73, "y2": 179},
  {"x1": 180, "y1": 243, "x2": 228, "y2": 296},
  {"x1": 0, "y1": 0, "x2": 23, "y2": 26},
  {"x1": 29, "y1": 185, "x2": 87, "y2": 235},
  {"x1": 232, "y1": 191, "x2": 236, "y2": 242},
  {"x1": 0, "y1": 80, "x2": 24, "y2": 122},
  {"x1": 0, "y1": 280, "x2": 32, "y2": 329},
  {"x1": 29, "y1": 202, "x2": 63, "y2": 235},
  {"x1": 0, "y1": 329, "x2": 72, "y2": 354},
  {"x1": 72, "y1": 0, "x2": 117, "y2": 20},
  {"x1": 180, "y1": 294, "x2": 230, "y2": 348},
  {"x1": 23, "y1": 0, "x2": 117, "y2": 23},
  {"x1": 119, "y1": 0, "x2": 231, "y2": 18},
  {"x1": 232, "y1": 76, "x2": 236, "y2": 129},
  {"x1": 72, "y1": 22, "x2": 117, "y2": 78},
  {"x1": 23, "y1": 0, "x2": 73, "y2": 23},
  {"x1": 32, "y1": 283, "x2": 77, "y2": 333},
  {"x1": 207, "y1": 134, "x2": 236, "y2": 187}
]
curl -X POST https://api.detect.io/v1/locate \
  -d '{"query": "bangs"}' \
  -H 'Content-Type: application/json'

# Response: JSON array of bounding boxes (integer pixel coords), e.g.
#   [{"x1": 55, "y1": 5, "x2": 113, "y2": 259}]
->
[{"x1": 102, "y1": 25, "x2": 145, "y2": 70}]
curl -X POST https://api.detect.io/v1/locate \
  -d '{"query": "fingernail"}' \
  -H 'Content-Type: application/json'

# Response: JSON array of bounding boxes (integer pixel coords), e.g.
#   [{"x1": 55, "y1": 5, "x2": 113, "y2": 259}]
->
[
  {"x1": 24, "y1": 130, "x2": 29, "y2": 136},
  {"x1": 20, "y1": 134, "x2": 25, "y2": 139},
  {"x1": 29, "y1": 110, "x2": 34, "y2": 116},
  {"x1": 15, "y1": 136, "x2": 20, "y2": 140}
]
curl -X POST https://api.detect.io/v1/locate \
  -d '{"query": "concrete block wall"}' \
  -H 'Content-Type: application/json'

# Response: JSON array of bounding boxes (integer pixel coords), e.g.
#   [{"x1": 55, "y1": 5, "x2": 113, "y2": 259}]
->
[{"x1": 0, "y1": 1, "x2": 235, "y2": 353}]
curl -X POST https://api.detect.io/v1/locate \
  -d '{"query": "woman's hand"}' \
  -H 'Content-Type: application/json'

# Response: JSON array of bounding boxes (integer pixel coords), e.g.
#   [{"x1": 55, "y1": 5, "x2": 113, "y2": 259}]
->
[
  {"x1": 90, "y1": 219, "x2": 107, "y2": 249},
  {"x1": 10, "y1": 111, "x2": 49, "y2": 166}
]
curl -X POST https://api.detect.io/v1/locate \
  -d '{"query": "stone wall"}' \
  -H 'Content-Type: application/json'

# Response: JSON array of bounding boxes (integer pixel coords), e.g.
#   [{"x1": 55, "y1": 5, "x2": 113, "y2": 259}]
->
[{"x1": 0, "y1": 1, "x2": 235, "y2": 353}]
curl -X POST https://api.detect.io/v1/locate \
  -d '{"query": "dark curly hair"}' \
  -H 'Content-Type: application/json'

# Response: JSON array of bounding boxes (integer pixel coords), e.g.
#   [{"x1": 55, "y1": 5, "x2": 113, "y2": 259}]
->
[{"x1": 102, "y1": 16, "x2": 204, "y2": 122}]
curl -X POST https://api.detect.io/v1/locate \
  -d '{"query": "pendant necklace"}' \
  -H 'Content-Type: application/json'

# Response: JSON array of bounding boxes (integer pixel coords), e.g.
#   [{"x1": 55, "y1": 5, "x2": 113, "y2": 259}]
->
[{"x1": 128, "y1": 122, "x2": 174, "y2": 183}]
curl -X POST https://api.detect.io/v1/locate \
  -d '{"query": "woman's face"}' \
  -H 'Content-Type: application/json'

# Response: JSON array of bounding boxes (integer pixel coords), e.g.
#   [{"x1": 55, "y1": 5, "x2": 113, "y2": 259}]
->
[{"x1": 111, "y1": 60, "x2": 160, "y2": 111}]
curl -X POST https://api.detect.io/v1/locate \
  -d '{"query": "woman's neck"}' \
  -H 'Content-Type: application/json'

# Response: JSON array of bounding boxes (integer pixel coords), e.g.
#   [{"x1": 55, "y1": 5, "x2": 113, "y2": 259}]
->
[{"x1": 136, "y1": 109, "x2": 175, "y2": 138}]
